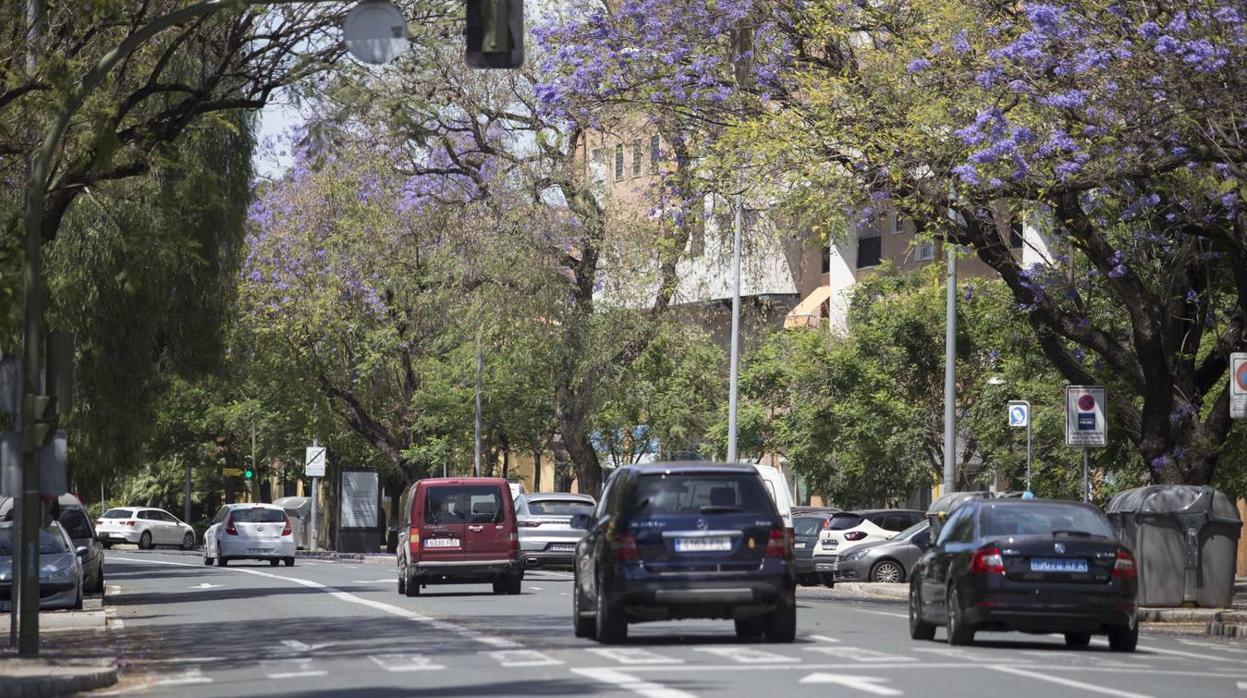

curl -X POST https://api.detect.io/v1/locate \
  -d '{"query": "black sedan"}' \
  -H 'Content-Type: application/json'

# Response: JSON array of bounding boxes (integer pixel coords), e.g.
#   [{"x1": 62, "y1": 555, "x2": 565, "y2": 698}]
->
[
  {"x1": 571, "y1": 462, "x2": 796, "y2": 644},
  {"x1": 908, "y1": 498, "x2": 1138, "y2": 650}
]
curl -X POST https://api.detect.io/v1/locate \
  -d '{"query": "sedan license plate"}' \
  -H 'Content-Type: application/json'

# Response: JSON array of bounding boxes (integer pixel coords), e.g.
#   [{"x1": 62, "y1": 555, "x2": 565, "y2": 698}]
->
[
  {"x1": 425, "y1": 538, "x2": 460, "y2": 548},
  {"x1": 1030, "y1": 557, "x2": 1088, "y2": 573},
  {"x1": 247, "y1": 548, "x2": 273, "y2": 555},
  {"x1": 674, "y1": 536, "x2": 732, "y2": 553},
  {"x1": 548, "y1": 544, "x2": 575, "y2": 553}
]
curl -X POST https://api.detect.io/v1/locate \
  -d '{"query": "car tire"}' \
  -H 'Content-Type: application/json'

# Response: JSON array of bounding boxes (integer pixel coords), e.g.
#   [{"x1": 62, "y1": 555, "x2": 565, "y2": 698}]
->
[
  {"x1": 1064, "y1": 632, "x2": 1092, "y2": 648},
  {"x1": 594, "y1": 568, "x2": 627, "y2": 644},
  {"x1": 219, "y1": 557, "x2": 229, "y2": 567},
  {"x1": 505, "y1": 573, "x2": 522, "y2": 595},
  {"x1": 734, "y1": 616, "x2": 767, "y2": 639},
  {"x1": 182, "y1": 532, "x2": 196, "y2": 551},
  {"x1": 203, "y1": 554, "x2": 214, "y2": 566},
  {"x1": 821, "y1": 574, "x2": 835, "y2": 588},
  {"x1": 764, "y1": 593, "x2": 797, "y2": 643},
  {"x1": 1108, "y1": 624, "x2": 1138, "y2": 652},
  {"x1": 397, "y1": 563, "x2": 406, "y2": 595},
  {"x1": 284, "y1": 558, "x2": 295, "y2": 567},
  {"x1": 269, "y1": 559, "x2": 280, "y2": 567},
  {"x1": 946, "y1": 585, "x2": 975, "y2": 646},
  {"x1": 138, "y1": 531, "x2": 153, "y2": 550},
  {"x1": 72, "y1": 587, "x2": 83, "y2": 610},
  {"x1": 492, "y1": 580, "x2": 507, "y2": 595},
  {"x1": 573, "y1": 574, "x2": 596, "y2": 639},
  {"x1": 909, "y1": 580, "x2": 936, "y2": 641},
  {"x1": 95, "y1": 569, "x2": 105, "y2": 594},
  {"x1": 403, "y1": 568, "x2": 420, "y2": 597},
  {"x1": 102, "y1": 542, "x2": 112, "y2": 550},
  {"x1": 870, "y1": 559, "x2": 905, "y2": 584}
]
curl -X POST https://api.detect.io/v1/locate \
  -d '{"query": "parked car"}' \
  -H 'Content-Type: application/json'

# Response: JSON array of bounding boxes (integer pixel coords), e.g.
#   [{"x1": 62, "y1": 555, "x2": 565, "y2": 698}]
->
[
  {"x1": 831, "y1": 519, "x2": 931, "y2": 583},
  {"x1": 792, "y1": 508, "x2": 840, "y2": 586},
  {"x1": 572, "y1": 462, "x2": 796, "y2": 644},
  {"x1": 909, "y1": 498, "x2": 1138, "y2": 650},
  {"x1": 397, "y1": 477, "x2": 522, "y2": 596},
  {"x1": 96, "y1": 507, "x2": 197, "y2": 550},
  {"x1": 0, "y1": 521, "x2": 83, "y2": 611},
  {"x1": 810, "y1": 509, "x2": 925, "y2": 583},
  {"x1": 516, "y1": 493, "x2": 596, "y2": 569},
  {"x1": 55, "y1": 494, "x2": 105, "y2": 594},
  {"x1": 752, "y1": 464, "x2": 795, "y2": 534},
  {"x1": 202, "y1": 503, "x2": 296, "y2": 567}
]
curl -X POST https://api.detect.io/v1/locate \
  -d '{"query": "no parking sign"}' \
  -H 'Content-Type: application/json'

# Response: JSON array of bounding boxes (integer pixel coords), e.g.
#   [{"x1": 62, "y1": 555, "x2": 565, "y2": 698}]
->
[
  {"x1": 1065, "y1": 386, "x2": 1106, "y2": 448},
  {"x1": 1232, "y1": 353, "x2": 1247, "y2": 420}
]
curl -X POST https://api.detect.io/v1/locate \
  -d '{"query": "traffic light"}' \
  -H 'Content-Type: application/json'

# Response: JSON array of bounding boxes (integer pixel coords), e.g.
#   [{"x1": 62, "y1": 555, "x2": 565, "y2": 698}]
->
[
  {"x1": 465, "y1": 0, "x2": 524, "y2": 69},
  {"x1": 243, "y1": 456, "x2": 255, "y2": 482}
]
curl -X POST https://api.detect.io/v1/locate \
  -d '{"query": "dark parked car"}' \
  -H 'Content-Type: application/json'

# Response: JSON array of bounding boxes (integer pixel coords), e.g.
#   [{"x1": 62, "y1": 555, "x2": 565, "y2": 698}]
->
[
  {"x1": 572, "y1": 462, "x2": 796, "y2": 644},
  {"x1": 909, "y1": 498, "x2": 1138, "y2": 650},
  {"x1": 792, "y1": 508, "x2": 839, "y2": 586},
  {"x1": 0, "y1": 494, "x2": 103, "y2": 594}
]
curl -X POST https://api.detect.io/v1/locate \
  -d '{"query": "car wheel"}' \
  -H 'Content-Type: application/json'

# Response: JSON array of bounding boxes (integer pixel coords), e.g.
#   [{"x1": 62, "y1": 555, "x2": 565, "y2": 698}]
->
[
  {"x1": 397, "y1": 563, "x2": 406, "y2": 595},
  {"x1": 403, "y1": 565, "x2": 420, "y2": 597},
  {"x1": 1108, "y1": 624, "x2": 1138, "y2": 652},
  {"x1": 870, "y1": 560, "x2": 904, "y2": 584},
  {"x1": 492, "y1": 579, "x2": 507, "y2": 595},
  {"x1": 908, "y1": 580, "x2": 936, "y2": 641},
  {"x1": 72, "y1": 586, "x2": 83, "y2": 610},
  {"x1": 219, "y1": 556, "x2": 229, "y2": 567},
  {"x1": 821, "y1": 574, "x2": 835, "y2": 588},
  {"x1": 269, "y1": 559, "x2": 280, "y2": 567},
  {"x1": 203, "y1": 553, "x2": 214, "y2": 566},
  {"x1": 594, "y1": 568, "x2": 627, "y2": 644},
  {"x1": 573, "y1": 574, "x2": 596, "y2": 638},
  {"x1": 95, "y1": 569, "x2": 105, "y2": 594},
  {"x1": 1064, "y1": 632, "x2": 1091, "y2": 648},
  {"x1": 946, "y1": 585, "x2": 975, "y2": 646},
  {"x1": 284, "y1": 558, "x2": 295, "y2": 567},
  {"x1": 764, "y1": 592, "x2": 797, "y2": 643},
  {"x1": 734, "y1": 616, "x2": 767, "y2": 639},
  {"x1": 506, "y1": 573, "x2": 522, "y2": 595},
  {"x1": 182, "y1": 532, "x2": 196, "y2": 551},
  {"x1": 138, "y1": 531, "x2": 153, "y2": 550}
]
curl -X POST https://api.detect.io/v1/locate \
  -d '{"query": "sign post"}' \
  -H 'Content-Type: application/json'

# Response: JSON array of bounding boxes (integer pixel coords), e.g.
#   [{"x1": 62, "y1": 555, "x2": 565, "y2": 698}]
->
[
  {"x1": 305, "y1": 442, "x2": 327, "y2": 551},
  {"x1": 1008, "y1": 400, "x2": 1032, "y2": 493},
  {"x1": 1065, "y1": 386, "x2": 1107, "y2": 502},
  {"x1": 1231, "y1": 353, "x2": 1247, "y2": 420}
]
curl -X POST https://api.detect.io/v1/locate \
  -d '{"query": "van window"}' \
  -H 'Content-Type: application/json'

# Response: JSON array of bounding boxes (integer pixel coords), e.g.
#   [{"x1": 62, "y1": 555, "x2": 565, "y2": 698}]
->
[{"x1": 425, "y1": 486, "x2": 505, "y2": 524}]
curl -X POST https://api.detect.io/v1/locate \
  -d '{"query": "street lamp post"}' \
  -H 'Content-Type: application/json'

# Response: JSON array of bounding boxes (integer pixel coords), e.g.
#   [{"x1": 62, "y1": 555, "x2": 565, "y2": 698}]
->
[
  {"x1": 942, "y1": 247, "x2": 957, "y2": 494},
  {"x1": 726, "y1": 194, "x2": 743, "y2": 463}
]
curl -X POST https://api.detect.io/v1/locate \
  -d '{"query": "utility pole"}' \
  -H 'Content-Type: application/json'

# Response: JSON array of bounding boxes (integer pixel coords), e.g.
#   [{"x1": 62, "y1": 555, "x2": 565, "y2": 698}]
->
[
  {"x1": 726, "y1": 194, "x2": 743, "y2": 463},
  {"x1": 309, "y1": 437, "x2": 319, "y2": 551},
  {"x1": 474, "y1": 329, "x2": 482, "y2": 477},
  {"x1": 942, "y1": 246, "x2": 957, "y2": 494},
  {"x1": 182, "y1": 455, "x2": 191, "y2": 523}
]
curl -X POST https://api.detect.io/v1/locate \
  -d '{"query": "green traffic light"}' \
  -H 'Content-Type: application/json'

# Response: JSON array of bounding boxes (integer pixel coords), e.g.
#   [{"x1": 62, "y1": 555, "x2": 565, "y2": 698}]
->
[{"x1": 244, "y1": 469, "x2": 254, "y2": 481}]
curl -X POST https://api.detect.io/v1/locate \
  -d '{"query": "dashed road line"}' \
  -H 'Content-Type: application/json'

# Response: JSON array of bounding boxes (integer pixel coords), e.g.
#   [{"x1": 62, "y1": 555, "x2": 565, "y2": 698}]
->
[
  {"x1": 989, "y1": 664, "x2": 1153, "y2": 698},
  {"x1": 694, "y1": 646, "x2": 797, "y2": 664},
  {"x1": 368, "y1": 654, "x2": 446, "y2": 672},
  {"x1": 489, "y1": 649, "x2": 564, "y2": 667},
  {"x1": 573, "y1": 667, "x2": 696, "y2": 698},
  {"x1": 805, "y1": 645, "x2": 917, "y2": 663},
  {"x1": 587, "y1": 648, "x2": 685, "y2": 665}
]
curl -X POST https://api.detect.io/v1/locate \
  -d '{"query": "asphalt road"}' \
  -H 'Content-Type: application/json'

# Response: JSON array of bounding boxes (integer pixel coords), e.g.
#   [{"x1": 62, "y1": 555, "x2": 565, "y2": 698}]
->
[{"x1": 93, "y1": 550, "x2": 1247, "y2": 698}]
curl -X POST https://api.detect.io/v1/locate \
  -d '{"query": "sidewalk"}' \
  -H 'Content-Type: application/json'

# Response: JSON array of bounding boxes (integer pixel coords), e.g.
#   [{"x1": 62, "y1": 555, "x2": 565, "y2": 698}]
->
[{"x1": 0, "y1": 588, "x2": 121, "y2": 697}]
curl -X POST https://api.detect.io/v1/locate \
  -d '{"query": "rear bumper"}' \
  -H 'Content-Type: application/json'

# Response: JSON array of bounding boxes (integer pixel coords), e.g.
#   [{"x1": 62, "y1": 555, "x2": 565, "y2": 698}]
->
[
  {"x1": 611, "y1": 573, "x2": 792, "y2": 622},
  {"x1": 411, "y1": 558, "x2": 522, "y2": 584},
  {"x1": 219, "y1": 537, "x2": 296, "y2": 560},
  {"x1": 521, "y1": 550, "x2": 576, "y2": 568},
  {"x1": 963, "y1": 588, "x2": 1137, "y2": 632},
  {"x1": 97, "y1": 530, "x2": 141, "y2": 544}
]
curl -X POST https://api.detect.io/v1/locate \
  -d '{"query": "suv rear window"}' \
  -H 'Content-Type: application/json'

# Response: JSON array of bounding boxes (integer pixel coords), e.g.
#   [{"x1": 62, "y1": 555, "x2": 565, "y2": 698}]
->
[
  {"x1": 231, "y1": 508, "x2": 286, "y2": 523},
  {"x1": 101, "y1": 509, "x2": 134, "y2": 519},
  {"x1": 629, "y1": 473, "x2": 772, "y2": 516},
  {"x1": 827, "y1": 514, "x2": 864, "y2": 530},
  {"x1": 425, "y1": 486, "x2": 505, "y2": 524},
  {"x1": 528, "y1": 499, "x2": 594, "y2": 516},
  {"x1": 981, "y1": 503, "x2": 1113, "y2": 538},
  {"x1": 794, "y1": 516, "x2": 827, "y2": 536},
  {"x1": 58, "y1": 509, "x2": 93, "y2": 539}
]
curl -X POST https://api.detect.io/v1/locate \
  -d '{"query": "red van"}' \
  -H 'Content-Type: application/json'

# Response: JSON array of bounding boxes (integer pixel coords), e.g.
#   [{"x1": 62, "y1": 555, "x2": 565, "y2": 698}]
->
[{"x1": 396, "y1": 477, "x2": 522, "y2": 596}]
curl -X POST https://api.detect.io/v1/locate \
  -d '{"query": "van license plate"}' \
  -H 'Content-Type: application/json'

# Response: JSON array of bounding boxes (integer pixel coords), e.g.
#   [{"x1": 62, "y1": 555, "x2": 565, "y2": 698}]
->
[
  {"x1": 674, "y1": 537, "x2": 731, "y2": 553},
  {"x1": 426, "y1": 538, "x2": 460, "y2": 548},
  {"x1": 1030, "y1": 558, "x2": 1088, "y2": 573}
]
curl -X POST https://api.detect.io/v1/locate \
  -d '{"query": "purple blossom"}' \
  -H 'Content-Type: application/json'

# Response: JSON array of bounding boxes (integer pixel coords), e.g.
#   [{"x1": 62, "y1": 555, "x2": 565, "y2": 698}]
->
[{"x1": 906, "y1": 58, "x2": 931, "y2": 73}]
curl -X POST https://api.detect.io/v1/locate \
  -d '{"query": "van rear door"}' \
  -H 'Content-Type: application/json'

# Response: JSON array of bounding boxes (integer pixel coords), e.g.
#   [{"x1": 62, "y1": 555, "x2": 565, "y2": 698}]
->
[
  {"x1": 418, "y1": 485, "x2": 470, "y2": 561},
  {"x1": 462, "y1": 485, "x2": 511, "y2": 561}
]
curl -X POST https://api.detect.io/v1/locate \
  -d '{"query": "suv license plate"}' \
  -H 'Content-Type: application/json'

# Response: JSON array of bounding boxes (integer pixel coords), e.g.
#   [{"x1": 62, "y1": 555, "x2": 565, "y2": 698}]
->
[
  {"x1": 1030, "y1": 558, "x2": 1088, "y2": 573},
  {"x1": 674, "y1": 537, "x2": 732, "y2": 553},
  {"x1": 425, "y1": 538, "x2": 460, "y2": 548}
]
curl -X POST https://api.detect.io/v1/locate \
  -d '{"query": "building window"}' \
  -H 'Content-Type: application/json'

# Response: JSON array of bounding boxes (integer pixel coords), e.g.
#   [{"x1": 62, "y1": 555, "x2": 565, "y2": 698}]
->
[
  {"x1": 590, "y1": 148, "x2": 605, "y2": 184},
  {"x1": 650, "y1": 135, "x2": 661, "y2": 174},
  {"x1": 1009, "y1": 219, "x2": 1025, "y2": 249},
  {"x1": 914, "y1": 241, "x2": 935, "y2": 261},
  {"x1": 890, "y1": 211, "x2": 903, "y2": 234},
  {"x1": 631, "y1": 141, "x2": 643, "y2": 177},
  {"x1": 821, "y1": 246, "x2": 831, "y2": 274},
  {"x1": 857, "y1": 234, "x2": 882, "y2": 269},
  {"x1": 614, "y1": 144, "x2": 624, "y2": 181}
]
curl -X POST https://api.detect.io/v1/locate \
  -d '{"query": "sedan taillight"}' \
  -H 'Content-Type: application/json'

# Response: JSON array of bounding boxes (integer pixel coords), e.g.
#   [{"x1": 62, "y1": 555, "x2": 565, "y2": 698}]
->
[
  {"x1": 971, "y1": 546, "x2": 1006, "y2": 575},
  {"x1": 843, "y1": 531, "x2": 868, "y2": 542},
  {"x1": 764, "y1": 528, "x2": 789, "y2": 558},
  {"x1": 1112, "y1": 549, "x2": 1137, "y2": 578},
  {"x1": 281, "y1": 516, "x2": 293, "y2": 537},
  {"x1": 225, "y1": 514, "x2": 238, "y2": 536}
]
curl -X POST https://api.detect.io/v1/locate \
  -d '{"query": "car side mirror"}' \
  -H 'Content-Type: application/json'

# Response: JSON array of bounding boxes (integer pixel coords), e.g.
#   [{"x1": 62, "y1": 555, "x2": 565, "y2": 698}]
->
[
  {"x1": 75, "y1": 545, "x2": 89, "y2": 558},
  {"x1": 569, "y1": 513, "x2": 591, "y2": 530},
  {"x1": 915, "y1": 536, "x2": 933, "y2": 550}
]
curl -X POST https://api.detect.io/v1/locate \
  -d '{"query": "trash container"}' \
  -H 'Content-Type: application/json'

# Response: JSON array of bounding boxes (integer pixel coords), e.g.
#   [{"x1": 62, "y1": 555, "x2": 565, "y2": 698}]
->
[
  {"x1": 1106, "y1": 485, "x2": 1242, "y2": 608},
  {"x1": 926, "y1": 491, "x2": 994, "y2": 541},
  {"x1": 274, "y1": 496, "x2": 312, "y2": 550}
]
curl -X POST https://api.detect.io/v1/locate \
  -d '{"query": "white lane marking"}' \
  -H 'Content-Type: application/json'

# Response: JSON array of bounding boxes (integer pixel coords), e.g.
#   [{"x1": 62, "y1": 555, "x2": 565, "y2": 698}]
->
[
  {"x1": 368, "y1": 654, "x2": 446, "y2": 672},
  {"x1": 805, "y1": 646, "x2": 917, "y2": 663},
  {"x1": 572, "y1": 667, "x2": 696, "y2": 698},
  {"x1": 152, "y1": 668, "x2": 213, "y2": 686},
  {"x1": 188, "y1": 582, "x2": 223, "y2": 589},
  {"x1": 528, "y1": 586, "x2": 545, "y2": 591},
  {"x1": 809, "y1": 634, "x2": 842, "y2": 643},
  {"x1": 694, "y1": 646, "x2": 797, "y2": 664},
  {"x1": 489, "y1": 649, "x2": 564, "y2": 667},
  {"x1": 268, "y1": 670, "x2": 328, "y2": 679},
  {"x1": 912, "y1": 647, "x2": 1023, "y2": 663},
  {"x1": 1178, "y1": 639, "x2": 1247, "y2": 655},
  {"x1": 1237, "y1": 681, "x2": 1247, "y2": 691},
  {"x1": 799, "y1": 672, "x2": 902, "y2": 696},
  {"x1": 850, "y1": 608, "x2": 909, "y2": 619},
  {"x1": 127, "y1": 656, "x2": 227, "y2": 665},
  {"x1": 351, "y1": 579, "x2": 396, "y2": 584},
  {"x1": 281, "y1": 640, "x2": 334, "y2": 653},
  {"x1": 608, "y1": 662, "x2": 1247, "y2": 678},
  {"x1": 989, "y1": 665, "x2": 1153, "y2": 698},
  {"x1": 587, "y1": 648, "x2": 685, "y2": 665},
  {"x1": 110, "y1": 556, "x2": 520, "y2": 649}
]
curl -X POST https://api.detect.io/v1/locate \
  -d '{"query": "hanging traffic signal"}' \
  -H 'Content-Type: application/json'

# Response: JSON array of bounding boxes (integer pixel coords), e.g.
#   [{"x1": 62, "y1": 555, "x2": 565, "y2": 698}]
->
[
  {"x1": 465, "y1": 0, "x2": 524, "y2": 69},
  {"x1": 244, "y1": 455, "x2": 255, "y2": 482}
]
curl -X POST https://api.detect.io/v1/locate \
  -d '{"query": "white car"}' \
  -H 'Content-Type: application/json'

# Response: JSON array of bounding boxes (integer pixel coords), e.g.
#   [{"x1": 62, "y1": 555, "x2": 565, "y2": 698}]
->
[
  {"x1": 203, "y1": 503, "x2": 296, "y2": 567},
  {"x1": 810, "y1": 509, "x2": 925, "y2": 580},
  {"x1": 96, "y1": 507, "x2": 197, "y2": 550}
]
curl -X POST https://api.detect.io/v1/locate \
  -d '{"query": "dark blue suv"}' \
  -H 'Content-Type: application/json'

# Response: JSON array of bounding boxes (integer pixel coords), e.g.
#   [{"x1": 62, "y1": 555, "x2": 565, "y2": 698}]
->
[{"x1": 571, "y1": 463, "x2": 796, "y2": 644}]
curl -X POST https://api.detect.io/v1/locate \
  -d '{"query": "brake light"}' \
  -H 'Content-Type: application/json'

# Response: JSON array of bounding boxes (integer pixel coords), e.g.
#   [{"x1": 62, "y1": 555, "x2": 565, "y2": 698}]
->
[
  {"x1": 822, "y1": 518, "x2": 830, "y2": 529},
  {"x1": 281, "y1": 516, "x2": 293, "y2": 537},
  {"x1": 612, "y1": 532, "x2": 640, "y2": 561},
  {"x1": 121, "y1": 520, "x2": 136, "y2": 527},
  {"x1": 765, "y1": 528, "x2": 789, "y2": 558},
  {"x1": 225, "y1": 514, "x2": 238, "y2": 536},
  {"x1": 408, "y1": 527, "x2": 421, "y2": 558},
  {"x1": 844, "y1": 531, "x2": 868, "y2": 542},
  {"x1": 1113, "y1": 549, "x2": 1137, "y2": 578},
  {"x1": 971, "y1": 546, "x2": 1006, "y2": 575},
  {"x1": 509, "y1": 531, "x2": 519, "y2": 558}
]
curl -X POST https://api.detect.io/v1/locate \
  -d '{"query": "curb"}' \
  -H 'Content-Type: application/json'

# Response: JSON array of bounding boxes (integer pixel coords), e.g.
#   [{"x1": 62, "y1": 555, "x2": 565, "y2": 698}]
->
[{"x1": 0, "y1": 661, "x2": 116, "y2": 698}]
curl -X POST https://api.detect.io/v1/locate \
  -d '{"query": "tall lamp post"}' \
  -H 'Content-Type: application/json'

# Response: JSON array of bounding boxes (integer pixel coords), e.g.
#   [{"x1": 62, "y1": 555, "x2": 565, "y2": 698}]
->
[
  {"x1": 726, "y1": 193, "x2": 743, "y2": 463},
  {"x1": 942, "y1": 247, "x2": 957, "y2": 494}
]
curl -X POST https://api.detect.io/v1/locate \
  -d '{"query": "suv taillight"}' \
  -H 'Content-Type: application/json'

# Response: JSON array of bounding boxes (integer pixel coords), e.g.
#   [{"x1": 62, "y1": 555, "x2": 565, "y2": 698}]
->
[
  {"x1": 281, "y1": 516, "x2": 293, "y2": 537},
  {"x1": 765, "y1": 528, "x2": 789, "y2": 558},
  {"x1": 1113, "y1": 549, "x2": 1137, "y2": 578},
  {"x1": 225, "y1": 514, "x2": 238, "y2": 536},
  {"x1": 408, "y1": 527, "x2": 421, "y2": 558},
  {"x1": 612, "y1": 532, "x2": 640, "y2": 561},
  {"x1": 843, "y1": 531, "x2": 868, "y2": 541},
  {"x1": 971, "y1": 546, "x2": 1005, "y2": 575}
]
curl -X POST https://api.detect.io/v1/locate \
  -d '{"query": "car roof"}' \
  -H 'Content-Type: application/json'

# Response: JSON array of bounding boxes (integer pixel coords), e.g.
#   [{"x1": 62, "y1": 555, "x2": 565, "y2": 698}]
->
[
  {"x1": 525, "y1": 493, "x2": 594, "y2": 501},
  {"x1": 225, "y1": 502, "x2": 282, "y2": 509},
  {"x1": 419, "y1": 477, "x2": 510, "y2": 486},
  {"x1": 622, "y1": 461, "x2": 759, "y2": 475},
  {"x1": 850, "y1": 508, "x2": 924, "y2": 516},
  {"x1": 977, "y1": 498, "x2": 1102, "y2": 511}
]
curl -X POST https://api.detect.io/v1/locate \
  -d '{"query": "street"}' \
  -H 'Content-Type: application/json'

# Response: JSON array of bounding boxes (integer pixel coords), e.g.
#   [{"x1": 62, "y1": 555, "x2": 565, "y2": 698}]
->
[{"x1": 97, "y1": 551, "x2": 1247, "y2": 698}]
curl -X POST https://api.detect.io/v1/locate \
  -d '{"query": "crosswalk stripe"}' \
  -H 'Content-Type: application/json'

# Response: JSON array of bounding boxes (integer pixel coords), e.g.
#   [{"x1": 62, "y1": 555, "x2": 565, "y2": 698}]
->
[
  {"x1": 587, "y1": 648, "x2": 685, "y2": 665},
  {"x1": 804, "y1": 646, "x2": 917, "y2": 663},
  {"x1": 489, "y1": 649, "x2": 564, "y2": 667},
  {"x1": 694, "y1": 647, "x2": 797, "y2": 664},
  {"x1": 368, "y1": 654, "x2": 447, "y2": 672}
]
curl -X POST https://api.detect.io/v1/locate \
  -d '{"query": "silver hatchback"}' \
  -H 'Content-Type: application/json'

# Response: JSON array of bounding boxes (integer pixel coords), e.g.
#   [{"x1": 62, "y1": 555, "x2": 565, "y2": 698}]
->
[
  {"x1": 831, "y1": 519, "x2": 931, "y2": 584},
  {"x1": 515, "y1": 493, "x2": 595, "y2": 569}
]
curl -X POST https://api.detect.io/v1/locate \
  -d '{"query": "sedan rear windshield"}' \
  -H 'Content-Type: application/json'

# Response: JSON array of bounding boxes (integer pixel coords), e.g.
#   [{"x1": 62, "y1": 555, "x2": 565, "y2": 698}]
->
[
  {"x1": 425, "y1": 486, "x2": 505, "y2": 524},
  {"x1": 827, "y1": 514, "x2": 864, "y2": 530},
  {"x1": 793, "y1": 516, "x2": 827, "y2": 536},
  {"x1": 230, "y1": 508, "x2": 286, "y2": 524},
  {"x1": 58, "y1": 509, "x2": 93, "y2": 539},
  {"x1": 528, "y1": 500, "x2": 594, "y2": 516},
  {"x1": 101, "y1": 509, "x2": 134, "y2": 519},
  {"x1": 981, "y1": 503, "x2": 1113, "y2": 538},
  {"x1": 629, "y1": 473, "x2": 772, "y2": 516},
  {"x1": 0, "y1": 528, "x2": 69, "y2": 555}
]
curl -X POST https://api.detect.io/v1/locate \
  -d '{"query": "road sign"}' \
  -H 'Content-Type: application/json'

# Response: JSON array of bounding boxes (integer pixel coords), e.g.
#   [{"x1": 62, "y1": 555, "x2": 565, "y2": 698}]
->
[
  {"x1": 1008, "y1": 401, "x2": 1029, "y2": 428},
  {"x1": 343, "y1": 1, "x2": 409, "y2": 65},
  {"x1": 1065, "y1": 385, "x2": 1106, "y2": 448},
  {"x1": 305, "y1": 446, "x2": 327, "y2": 477},
  {"x1": 1232, "y1": 353, "x2": 1247, "y2": 420},
  {"x1": 221, "y1": 467, "x2": 243, "y2": 477}
]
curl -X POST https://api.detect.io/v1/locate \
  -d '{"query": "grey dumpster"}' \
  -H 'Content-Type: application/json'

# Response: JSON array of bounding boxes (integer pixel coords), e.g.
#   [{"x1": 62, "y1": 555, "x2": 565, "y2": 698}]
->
[
  {"x1": 274, "y1": 496, "x2": 312, "y2": 550},
  {"x1": 1106, "y1": 486, "x2": 1241, "y2": 608}
]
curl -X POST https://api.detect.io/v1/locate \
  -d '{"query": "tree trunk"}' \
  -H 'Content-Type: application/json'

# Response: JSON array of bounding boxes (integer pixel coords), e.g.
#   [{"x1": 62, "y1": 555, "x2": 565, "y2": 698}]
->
[{"x1": 533, "y1": 449, "x2": 542, "y2": 492}]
